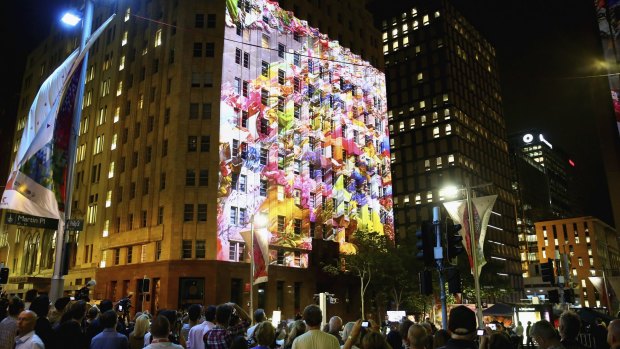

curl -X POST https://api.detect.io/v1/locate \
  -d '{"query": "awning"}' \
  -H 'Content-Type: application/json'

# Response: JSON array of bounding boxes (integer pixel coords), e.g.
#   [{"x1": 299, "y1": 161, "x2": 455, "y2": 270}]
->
[{"x1": 482, "y1": 303, "x2": 514, "y2": 316}]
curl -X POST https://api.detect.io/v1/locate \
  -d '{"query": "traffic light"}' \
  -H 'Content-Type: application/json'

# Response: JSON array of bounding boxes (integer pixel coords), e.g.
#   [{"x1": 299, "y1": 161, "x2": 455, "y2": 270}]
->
[
  {"x1": 540, "y1": 259, "x2": 555, "y2": 285},
  {"x1": 0, "y1": 268, "x2": 9, "y2": 284},
  {"x1": 446, "y1": 268, "x2": 462, "y2": 294},
  {"x1": 548, "y1": 289, "x2": 560, "y2": 304},
  {"x1": 564, "y1": 289, "x2": 575, "y2": 304},
  {"x1": 419, "y1": 270, "x2": 433, "y2": 295},
  {"x1": 142, "y1": 278, "x2": 151, "y2": 293},
  {"x1": 446, "y1": 221, "x2": 465, "y2": 261},
  {"x1": 416, "y1": 221, "x2": 435, "y2": 267}
]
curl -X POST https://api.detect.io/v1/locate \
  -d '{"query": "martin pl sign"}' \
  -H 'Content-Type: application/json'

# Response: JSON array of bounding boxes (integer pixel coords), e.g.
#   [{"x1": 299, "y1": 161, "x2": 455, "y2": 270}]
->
[{"x1": 5, "y1": 212, "x2": 58, "y2": 230}]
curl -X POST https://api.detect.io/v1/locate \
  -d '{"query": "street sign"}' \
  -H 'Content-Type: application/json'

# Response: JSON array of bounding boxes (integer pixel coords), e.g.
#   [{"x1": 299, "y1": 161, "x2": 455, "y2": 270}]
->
[
  {"x1": 5, "y1": 212, "x2": 58, "y2": 230},
  {"x1": 66, "y1": 219, "x2": 84, "y2": 231}
]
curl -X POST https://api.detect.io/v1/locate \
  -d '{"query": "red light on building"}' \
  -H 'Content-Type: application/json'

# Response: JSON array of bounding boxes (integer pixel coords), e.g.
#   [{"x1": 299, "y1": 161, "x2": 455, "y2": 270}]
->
[{"x1": 568, "y1": 159, "x2": 575, "y2": 167}]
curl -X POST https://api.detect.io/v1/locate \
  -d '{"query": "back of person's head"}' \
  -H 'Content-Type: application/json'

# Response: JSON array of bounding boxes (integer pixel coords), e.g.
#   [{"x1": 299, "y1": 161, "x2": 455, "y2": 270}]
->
[
  {"x1": 158, "y1": 309, "x2": 177, "y2": 327},
  {"x1": 433, "y1": 329, "x2": 450, "y2": 348},
  {"x1": 302, "y1": 304, "x2": 322, "y2": 327},
  {"x1": 531, "y1": 320, "x2": 558, "y2": 342},
  {"x1": 215, "y1": 303, "x2": 234, "y2": 326},
  {"x1": 399, "y1": 319, "x2": 414, "y2": 340},
  {"x1": 329, "y1": 316, "x2": 343, "y2": 332},
  {"x1": 286, "y1": 320, "x2": 307, "y2": 346},
  {"x1": 488, "y1": 332, "x2": 513, "y2": 349},
  {"x1": 54, "y1": 297, "x2": 71, "y2": 312},
  {"x1": 151, "y1": 315, "x2": 171, "y2": 338},
  {"x1": 559, "y1": 310, "x2": 581, "y2": 339},
  {"x1": 99, "y1": 299, "x2": 113, "y2": 313},
  {"x1": 205, "y1": 305, "x2": 217, "y2": 322},
  {"x1": 230, "y1": 335, "x2": 249, "y2": 349},
  {"x1": 448, "y1": 306, "x2": 476, "y2": 338},
  {"x1": 25, "y1": 289, "x2": 38, "y2": 303},
  {"x1": 87, "y1": 306, "x2": 99, "y2": 320},
  {"x1": 29, "y1": 296, "x2": 50, "y2": 319},
  {"x1": 8, "y1": 296, "x2": 25, "y2": 316},
  {"x1": 342, "y1": 322, "x2": 357, "y2": 342},
  {"x1": 255, "y1": 321, "x2": 276, "y2": 346},
  {"x1": 362, "y1": 331, "x2": 390, "y2": 349},
  {"x1": 407, "y1": 324, "x2": 428, "y2": 349},
  {"x1": 188, "y1": 304, "x2": 202, "y2": 322},
  {"x1": 254, "y1": 308, "x2": 266, "y2": 323},
  {"x1": 133, "y1": 314, "x2": 150, "y2": 337},
  {"x1": 100, "y1": 310, "x2": 118, "y2": 329},
  {"x1": 68, "y1": 300, "x2": 87, "y2": 320}
]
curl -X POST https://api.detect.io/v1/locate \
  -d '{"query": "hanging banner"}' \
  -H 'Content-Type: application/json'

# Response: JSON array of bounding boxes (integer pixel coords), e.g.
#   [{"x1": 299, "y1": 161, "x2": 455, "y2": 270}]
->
[
  {"x1": 443, "y1": 195, "x2": 497, "y2": 277},
  {"x1": 241, "y1": 228, "x2": 270, "y2": 284}
]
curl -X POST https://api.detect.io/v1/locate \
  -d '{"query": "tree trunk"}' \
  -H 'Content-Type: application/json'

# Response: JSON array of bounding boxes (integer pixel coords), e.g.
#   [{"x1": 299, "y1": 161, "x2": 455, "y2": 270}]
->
[{"x1": 360, "y1": 274, "x2": 365, "y2": 319}]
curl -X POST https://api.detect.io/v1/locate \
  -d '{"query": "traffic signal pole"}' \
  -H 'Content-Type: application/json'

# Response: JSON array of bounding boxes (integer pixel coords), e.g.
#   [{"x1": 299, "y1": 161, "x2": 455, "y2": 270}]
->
[{"x1": 433, "y1": 207, "x2": 448, "y2": 330}]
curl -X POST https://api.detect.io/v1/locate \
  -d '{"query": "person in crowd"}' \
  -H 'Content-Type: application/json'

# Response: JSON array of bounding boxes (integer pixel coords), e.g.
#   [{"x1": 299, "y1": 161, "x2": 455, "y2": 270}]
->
[
  {"x1": 529, "y1": 320, "x2": 563, "y2": 349},
  {"x1": 291, "y1": 305, "x2": 339, "y2": 349},
  {"x1": 480, "y1": 333, "x2": 514, "y2": 349},
  {"x1": 328, "y1": 316, "x2": 344, "y2": 345},
  {"x1": 253, "y1": 321, "x2": 276, "y2": 349},
  {"x1": 187, "y1": 305, "x2": 215, "y2": 349},
  {"x1": 398, "y1": 320, "x2": 414, "y2": 349},
  {"x1": 49, "y1": 297, "x2": 71, "y2": 327},
  {"x1": 144, "y1": 316, "x2": 183, "y2": 349},
  {"x1": 385, "y1": 322, "x2": 402, "y2": 349},
  {"x1": 158, "y1": 310, "x2": 185, "y2": 347},
  {"x1": 360, "y1": 331, "x2": 391, "y2": 349},
  {"x1": 406, "y1": 324, "x2": 428, "y2": 349},
  {"x1": 24, "y1": 290, "x2": 38, "y2": 310},
  {"x1": 86, "y1": 307, "x2": 100, "y2": 330},
  {"x1": 203, "y1": 303, "x2": 250, "y2": 349},
  {"x1": 129, "y1": 314, "x2": 150, "y2": 349},
  {"x1": 438, "y1": 306, "x2": 478, "y2": 349},
  {"x1": 525, "y1": 321, "x2": 534, "y2": 349},
  {"x1": 15, "y1": 310, "x2": 44, "y2": 349},
  {"x1": 424, "y1": 318, "x2": 437, "y2": 335},
  {"x1": 182, "y1": 305, "x2": 202, "y2": 342},
  {"x1": 593, "y1": 318, "x2": 611, "y2": 349},
  {"x1": 432, "y1": 329, "x2": 450, "y2": 349},
  {"x1": 0, "y1": 296, "x2": 25, "y2": 349},
  {"x1": 515, "y1": 321, "x2": 524, "y2": 349},
  {"x1": 29, "y1": 296, "x2": 54, "y2": 349},
  {"x1": 229, "y1": 336, "x2": 248, "y2": 349},
  {"x1": 608, "y1": 319, "x2": 620, "y2": 349},
  {"x1": 0, "y1": 297, "x2": 10, "y2": 323},
  {"x1": 90, "y1": 310, "x2": 129, "y2": 349},
  {"x1": 86, "y1": 300, "x2": 116, "y2": 343},
  {"x1": 558, "y1": 311, "x2": 588, "y2": 349},
  {"x1": 341, "y1": 322, "x2": 361, "y2": 349},
  {"x1": 283, "y1": 320, "x2": 306, "y2": 349},
  {"x1": 275, "y1": 320, "x2": 288, "y2": 347},
  {"x1": 246, "y1": 309, "x2": 266, "y2": 347},
  {"x1": 55, "y1": 300, "x2": 88, "y2": 349}
]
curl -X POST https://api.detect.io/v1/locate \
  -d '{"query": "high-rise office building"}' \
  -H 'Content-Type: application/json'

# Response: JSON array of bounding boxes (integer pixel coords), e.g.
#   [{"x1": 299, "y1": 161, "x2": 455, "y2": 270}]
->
[
  {"x1": 371, "y1": 0, "x2": 522, "y2": 300},
  {"x1": 0, "y1": 0, "x2": 391, "y2": 315}
]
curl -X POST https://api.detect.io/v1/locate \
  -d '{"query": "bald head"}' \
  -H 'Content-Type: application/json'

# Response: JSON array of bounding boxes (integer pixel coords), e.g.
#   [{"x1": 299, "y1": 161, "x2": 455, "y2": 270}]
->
[
  {"x1": 407, "y1": 324, "x2": 428, "y2": 349},
  {"x1": 608, "y1": 319, "x2": 620, "y2": 348},
  {"x1": 17, "y1": 310, "x2": 38, "y2": 335},
  {"x1": 329, "y1": 316, "x2": 343, "y2": 332}
]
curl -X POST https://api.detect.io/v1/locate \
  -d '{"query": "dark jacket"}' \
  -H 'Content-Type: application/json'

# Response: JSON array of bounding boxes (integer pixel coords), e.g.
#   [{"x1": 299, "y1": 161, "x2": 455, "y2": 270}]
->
[
  {"x1": 35, "y1": 317, "x2": 55, "y2": 349},
  {"x1": 438, "y1": 338, "x2": 478, "y2": 349}
]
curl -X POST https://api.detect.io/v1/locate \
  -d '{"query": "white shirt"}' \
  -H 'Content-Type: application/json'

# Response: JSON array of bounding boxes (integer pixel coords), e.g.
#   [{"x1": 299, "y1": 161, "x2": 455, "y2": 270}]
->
[
  {"x1": 15, "y1": 331, "x2": 45, "y2": 349},
  {"x1": 292, "y1": 329, "x2": 340, "y2": 349},
  {"x1": 144, "y1": 341, "x2": 183, "y2": 349},
  {"x1": 186, "y1": 321, "x2": 214, "y2": 349}
]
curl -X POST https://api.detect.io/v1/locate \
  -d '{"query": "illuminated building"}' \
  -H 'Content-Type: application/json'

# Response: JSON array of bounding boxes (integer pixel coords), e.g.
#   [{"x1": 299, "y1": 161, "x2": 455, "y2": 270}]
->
[
  {"x1": 0, "y1": 0, "x2": 391, "y2": 316},
  {"x1": 371, "y1": 0, "x2": 523, "y2": 301},
  {"x1": 532, "y1": 217, "x2": 620, "y2": 309}
]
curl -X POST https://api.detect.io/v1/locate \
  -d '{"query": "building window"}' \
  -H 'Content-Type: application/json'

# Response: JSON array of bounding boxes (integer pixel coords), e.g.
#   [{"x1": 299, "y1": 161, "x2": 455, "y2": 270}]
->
[
  {"x1": 277, "y1": 215, "x2": 285, "y2": 232},
  {"x1": 261, "y1": 61, "x2": 269, "y2": 77},
  {"x1": 198, "y1": 204, "x2": 207, "y2": 222},
  {"x1": 278, "y1": 43, "x2": 285, "y2": 58},
  {"x1": 186, "y1": 169, "x2": 196, "y2": 186},
  {"x1": 182, "y1": 240, "x2": 192, "y2": 259},
  {"x1": 188, "y1": 136, "x2": 198, "y2": 152},
  {"x1": 229, "y1": 242, "x2": 245, "y2": 262},
  {"x1": 195, "y1": 14, "x2": 204, "y2": 28},
  {"x1": 184, "y1": 204, "x2": 194, "y2": 222},
  {"x1": 158, "y1": 206, "x2": 164, "y2": 224},
  {"x1": 196, "y1": 240, "x2": 206, "y2": 259},
  {"x1": 230, "y1": 207, "x2": 239, "y2": 225},
  {"x1": 207, "y1": 14, "x2": 216, "y2": 28},
  {"x1": 156, "y1": 241, "x2": 162, "y2": 260},
  {"x1": 260, "y1": 180, "x2": 268, "y2": 197},
  {"x1": 199, "y1": 170, "x2": 209, "y2": 186},
  {"x1": 294, "y1": 219, "x2": 301, "y2": 235},
  {"x1": 193, "y1": 43, "x2": 202, "y2": 57}
]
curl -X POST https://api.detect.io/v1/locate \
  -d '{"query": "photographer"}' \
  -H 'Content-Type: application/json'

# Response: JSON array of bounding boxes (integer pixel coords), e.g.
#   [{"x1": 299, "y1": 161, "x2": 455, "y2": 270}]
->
[{"x1": 203, "y1": 303, "x2": 250, "y2": 349}]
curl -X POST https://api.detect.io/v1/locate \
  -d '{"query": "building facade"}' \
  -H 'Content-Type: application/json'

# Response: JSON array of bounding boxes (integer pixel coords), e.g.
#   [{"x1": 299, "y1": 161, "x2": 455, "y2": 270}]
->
[
  {"x1": 371, "y1": 0, "x2": 522, "y2": 300},
  {"x1": 534, "y1": 217, "x2": 620, "y2": 310},
  {"x1": 0, "y1": 0, "x2": 391, "y2": 318}
]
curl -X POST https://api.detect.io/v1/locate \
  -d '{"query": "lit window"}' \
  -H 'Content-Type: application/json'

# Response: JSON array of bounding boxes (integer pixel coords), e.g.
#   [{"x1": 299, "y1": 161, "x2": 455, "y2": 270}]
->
[
  {"x1": 417, "y1": 73, "x2": 423, "y2": 81},
  {"x1": 106, "y1": 191, "x2": 112, "y2": 207},
  {"x1": 392, "y1": 28, "x2": 398, "y2": 38},
  {"x1": 436, "y1": 157, "x2": 442, "y2": 166},
  {"x1": 393, "y1": 41, "x2": 399, "y2": 51},
  {"x1": 117, "y1": 81, "x2": 123, "y2": 96},
  {"x1": 413, "y1": 21, "x2": 419, "y2": 30},
  {"x1": 403, "y1": 37, "x2": 409, "y2": 46},
  {"x1": 402, "y1": 23, "x2": 408, "y2": 33},
  {"x1": 125, "y1": 8, "x2": 131, "y2": 21},
  {"x1": 108, "y1": 162, "x2": 115, "y2": 178},
  {"x1": 426, "y1": 191, "x2": 433, "y2": 202},
  {"x1": 277, "y1": 185, "x2": 284, "y2": 201},
  {"x1": 119, "y1": 56, "x2": 125, "y2": 71},
  {"x1": 122, "y1": 31, "x2": 128, "y2": 46},
  {"x1": 434, "y1": 11, "x2": 440, "y2": 18},
  {"x1": 423, "y1": 15, "x2": 430, "y2": 25},
  {"x1": 445, "y1": 124, "x2": 452, "y2": 135},
  {"x1": 543, "y1": 250, "x2": 547, "y2": 259},
  {"x1": 424, "y1": 159, "x2": 430, "y2": 170},
  {"x1": 111, "y1": 134, "x2": 117, "y2": 150},
  {"x1": 412, "y1": 8, "x2": 417, "y2": 16},
  {"x1": 154, "y1": 29, "x2": 162, "y2": 47},
  {"x1": 114, "y1": 106, "x2": 120, "y2": 123},
  {"x1": 383, "y1": 44, "x2": 388, "y2": 54},
  {"x1": 415, "y1": 194, "x2": 421, "y2": 204},
  {"x1": 382, "y1": 32, "x2": 387, "y2": 42},
  {"x1": 433, "y1": 127, "x2": 440, "y2": 138},
  {"x1": 419, "y1": 100, "x2": 426, "y2": 108},
  {"x1": 399, "y1": 122, "x2": 405, "y2": 132},
  {"x1": 103, "y1": 220, "x2": 110, "y2": 237},
  {"x1": 448, "y1": 154, "x2": 455, "y2": 163}
]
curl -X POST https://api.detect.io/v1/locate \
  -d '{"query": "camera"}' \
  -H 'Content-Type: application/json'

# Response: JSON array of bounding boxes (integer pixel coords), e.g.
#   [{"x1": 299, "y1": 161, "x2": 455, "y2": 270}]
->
[
  {"x1": 477, "y1": 329, "x2": 485, "y2": 336},
  {"x1": 361, "y1": 321, "x2": 369, "y2": 328}
]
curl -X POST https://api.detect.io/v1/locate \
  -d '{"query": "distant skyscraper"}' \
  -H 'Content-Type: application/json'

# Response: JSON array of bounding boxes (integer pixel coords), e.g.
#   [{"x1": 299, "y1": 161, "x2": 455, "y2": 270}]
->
[
  {"x1": 0, "y1": 0, "x2": 390, "y2": 316},
  {"x1": 371, "y1": 0, "x2": 522, "y2": 301}
]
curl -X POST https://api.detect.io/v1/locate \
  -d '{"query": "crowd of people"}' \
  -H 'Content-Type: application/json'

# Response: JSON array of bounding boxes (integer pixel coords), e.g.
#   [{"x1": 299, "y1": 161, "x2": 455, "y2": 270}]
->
[{"x1": 1, "y1": 290, "x2": 620, "y2": 349}]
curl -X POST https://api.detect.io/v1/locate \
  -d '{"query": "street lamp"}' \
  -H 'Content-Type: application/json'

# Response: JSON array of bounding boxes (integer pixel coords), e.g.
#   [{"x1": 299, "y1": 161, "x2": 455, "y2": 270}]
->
[
  {"x1": 442, "y1": 182, "x2": 493, "y2": 330},
  {"x1": 249, "y1": 213, "x2": 268, "y2": 322},
  {"x1": 49, "y1": 0, "x2": 94, "y2": 303}
]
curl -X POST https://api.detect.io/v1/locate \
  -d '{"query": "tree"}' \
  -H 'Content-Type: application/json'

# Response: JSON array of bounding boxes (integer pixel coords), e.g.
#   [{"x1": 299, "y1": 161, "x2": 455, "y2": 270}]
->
[{"x1": 323, "y1": 230, "x2": 389, "y2": 319}]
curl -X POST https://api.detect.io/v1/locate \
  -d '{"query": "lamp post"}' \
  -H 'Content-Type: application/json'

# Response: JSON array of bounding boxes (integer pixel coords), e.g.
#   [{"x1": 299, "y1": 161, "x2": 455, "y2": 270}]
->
[
  {"x1": 442, "y1": 182, "x2": 493, "y2": 329},
  {"x1": 249, "y1": 213, "x2": 268, "y2": 322},
  {"x1": 50, "y1": 0, "x2": 93, "y2": 303}
]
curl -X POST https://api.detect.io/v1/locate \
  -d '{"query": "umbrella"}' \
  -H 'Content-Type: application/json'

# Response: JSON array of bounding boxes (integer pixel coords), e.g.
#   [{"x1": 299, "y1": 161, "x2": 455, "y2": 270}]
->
[
  {"x1": 576, "y1": 307, "x2": 615, "y2": 324},
  {"x1": 482, "y1": 303, "x2": 514, "y2": 316}
]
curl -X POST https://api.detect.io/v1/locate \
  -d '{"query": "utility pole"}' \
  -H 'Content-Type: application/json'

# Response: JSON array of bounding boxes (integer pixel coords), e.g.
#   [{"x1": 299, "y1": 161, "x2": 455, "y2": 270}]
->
[{"x1": 433, "y1": 207, "x2": 448, "y2": 330}]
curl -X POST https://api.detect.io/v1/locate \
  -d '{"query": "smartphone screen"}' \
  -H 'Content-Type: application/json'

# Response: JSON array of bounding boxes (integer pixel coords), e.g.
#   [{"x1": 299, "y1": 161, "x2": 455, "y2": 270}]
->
[
  {"x1": 361, "y1": 321, "x2": 369, "y2": 328},
  {"x1": 489, "y1": 324, "x2": 497, "y2": 330},
  {"x1": 118, "y1": 305, "x2": 123, "y2": 311},
  {"x1": 477, "y1": 329, "x2": 485, "y2": 336}
]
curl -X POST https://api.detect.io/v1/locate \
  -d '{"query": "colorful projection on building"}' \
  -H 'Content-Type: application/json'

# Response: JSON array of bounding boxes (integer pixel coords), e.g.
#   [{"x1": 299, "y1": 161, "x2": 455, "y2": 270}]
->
[
  {"x1": 218, "y1": 0, "x2": 393, "y2": 266},
  {"x1": 595, "y1": 1, "x2": 620, "y2": 135}
]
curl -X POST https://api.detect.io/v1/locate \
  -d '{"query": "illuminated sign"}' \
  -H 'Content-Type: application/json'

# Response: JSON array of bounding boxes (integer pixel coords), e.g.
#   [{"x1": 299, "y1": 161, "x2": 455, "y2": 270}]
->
[
  {"x1": 218, "y1": 0, "x2": 394, "y2": 265},
  {"x1": 568, "y1": 159, "x2": 575, "y2": 167},
  {"x1": 522, "y1": 134, "x2": 534, "y2": 143},
  {"x1": 522, "y1": 133, "x2": 552, "y2": 149},
  {"x1": 538, "y1": 134, "x2": 553, "y2": 149}
]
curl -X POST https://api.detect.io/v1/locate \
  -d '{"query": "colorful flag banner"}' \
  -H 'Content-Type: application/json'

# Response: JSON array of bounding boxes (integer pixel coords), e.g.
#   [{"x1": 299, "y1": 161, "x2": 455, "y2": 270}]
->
[
  {"x1": 1, "y1": 15, "x2": 115, "y2": 219},
  {"x1": 241, "y1": 228, "x2": 270, "y2": 285},
  {"x1": 443, "y1": 195, "x2": 497, "y2": 277}
]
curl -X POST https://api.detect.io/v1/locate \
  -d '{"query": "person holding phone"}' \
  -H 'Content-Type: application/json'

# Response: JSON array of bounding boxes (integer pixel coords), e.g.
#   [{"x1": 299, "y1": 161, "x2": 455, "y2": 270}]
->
[{"x1": 203, "y1": 303, "x2": 250, "y2": 349}]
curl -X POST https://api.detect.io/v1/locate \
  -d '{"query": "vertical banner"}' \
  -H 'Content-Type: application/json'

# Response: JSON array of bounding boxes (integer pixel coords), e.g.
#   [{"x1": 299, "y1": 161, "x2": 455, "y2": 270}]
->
[
  {"x1": 241, "y1": 228, "x2": 270, "y2": 284},
  {"x1": 594, "y1": 0, "x2": 620, "y2": 135},
  {"x1": 443, "y1": 195, "x2": 497, "y2": 276}
]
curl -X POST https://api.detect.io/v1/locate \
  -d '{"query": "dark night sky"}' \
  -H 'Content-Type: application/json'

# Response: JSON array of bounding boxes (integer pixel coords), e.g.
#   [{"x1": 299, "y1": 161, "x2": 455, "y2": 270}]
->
[{"x1": 1, "y1": 0, "x2": 618, "y2": 224}]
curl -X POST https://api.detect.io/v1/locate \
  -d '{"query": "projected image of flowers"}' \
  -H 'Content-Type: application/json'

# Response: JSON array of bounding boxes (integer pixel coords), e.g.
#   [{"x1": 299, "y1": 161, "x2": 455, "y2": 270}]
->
[{"x1": 218, "y1": 0, "x2": 393, "y2": 266}]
